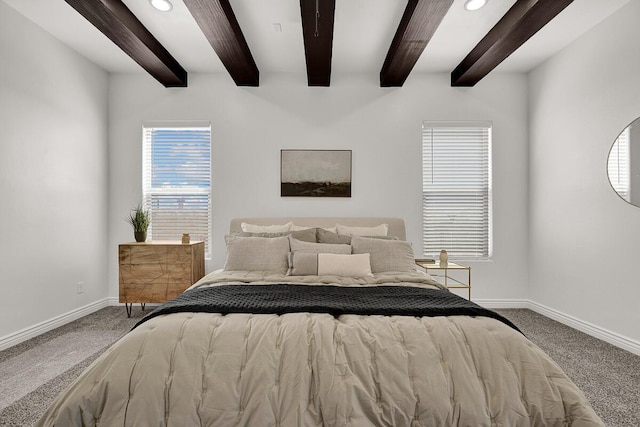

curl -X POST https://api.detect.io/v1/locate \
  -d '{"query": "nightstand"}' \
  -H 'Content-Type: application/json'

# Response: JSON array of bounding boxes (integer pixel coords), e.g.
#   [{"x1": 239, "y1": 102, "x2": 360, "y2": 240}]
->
[
  {"x1": 119, "y1": 241, "x2": 205, "y2": 317},
  {"x1": 416, "y1": 260, "x2": 471, "y2": 300}
]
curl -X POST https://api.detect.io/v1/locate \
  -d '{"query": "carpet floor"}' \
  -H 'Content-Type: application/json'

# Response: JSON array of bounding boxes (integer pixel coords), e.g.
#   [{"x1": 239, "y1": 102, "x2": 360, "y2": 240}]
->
[{"x1": 0, "y1": 307, "x2": 638, "y2": 426}]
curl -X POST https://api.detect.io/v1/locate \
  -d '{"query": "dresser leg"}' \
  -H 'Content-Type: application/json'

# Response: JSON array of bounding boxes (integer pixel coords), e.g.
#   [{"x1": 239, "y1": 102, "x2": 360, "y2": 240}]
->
[
  {"x1": 141, "y1": 303, "x2": 146, "y2": 311},
  {"x1": 125, "y1": 303, "x2": 132, "y2": 318}
]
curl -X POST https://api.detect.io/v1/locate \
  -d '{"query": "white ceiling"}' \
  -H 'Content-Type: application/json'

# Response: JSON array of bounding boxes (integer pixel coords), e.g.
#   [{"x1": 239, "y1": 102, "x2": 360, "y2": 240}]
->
[{"x1": 2, "y1": 0, "x2": 631, "y2": 78}]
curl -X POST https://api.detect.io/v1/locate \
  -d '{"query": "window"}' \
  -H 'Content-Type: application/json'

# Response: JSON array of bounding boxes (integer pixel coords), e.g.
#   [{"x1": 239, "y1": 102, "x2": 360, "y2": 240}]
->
[
  {"x1": 143, "y1": 122, "x2": 212, "y2": 258},
  {"x1": 607, "y1": 127, "x2": 630, "y2": 202},
  {"x1": 422, "y1": 121, "x2": 492, "y2": 260}
]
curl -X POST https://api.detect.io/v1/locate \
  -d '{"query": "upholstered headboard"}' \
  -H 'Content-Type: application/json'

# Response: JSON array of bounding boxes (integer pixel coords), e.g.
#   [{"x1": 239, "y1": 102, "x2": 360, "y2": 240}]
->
[{"x1": 229, "y1": 217, "x2": 406, "y2": 240}]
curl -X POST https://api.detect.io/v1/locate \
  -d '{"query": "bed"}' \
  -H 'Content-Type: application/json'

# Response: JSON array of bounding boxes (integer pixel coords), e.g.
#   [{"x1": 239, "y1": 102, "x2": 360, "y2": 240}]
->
[{"x1": 37, "y1": 217, "x2": 603, "y2": 426}]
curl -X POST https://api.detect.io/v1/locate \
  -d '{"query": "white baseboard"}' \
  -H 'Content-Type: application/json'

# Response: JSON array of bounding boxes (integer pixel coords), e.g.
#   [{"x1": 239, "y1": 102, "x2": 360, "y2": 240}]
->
[
  {"x1": 3, "y1": 297, "x2": 639, "y2": 357},
  {"x1": 475, "y1": 298, "x2": 640, "y2": 357},
  {"x1": 526, "y1": 300, "x2": 640, "y2": 357},
  {"x1": 0, "y1": 298, "x2": 111, "y2": 351}
]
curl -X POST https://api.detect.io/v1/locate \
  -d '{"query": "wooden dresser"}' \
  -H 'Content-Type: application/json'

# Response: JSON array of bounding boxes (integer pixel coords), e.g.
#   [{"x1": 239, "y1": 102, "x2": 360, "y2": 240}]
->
[{"x1": 119, "y1": 241, "x2": 205, "y2": 316}]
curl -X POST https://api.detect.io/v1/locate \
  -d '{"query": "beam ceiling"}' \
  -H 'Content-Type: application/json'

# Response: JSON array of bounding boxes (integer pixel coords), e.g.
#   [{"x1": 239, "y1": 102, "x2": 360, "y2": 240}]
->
[
  {"x1": 183, "y1": 0, "x2": 259, "y2": 87},
  {"x1": 451, "y1": 0, "x2": 574, "y2": 87},
  {"x1": 380, "y1": 0, "x2": 454, "y2": 87},
  {"x1": 300, "y1": 0, "x2": 336, "y2": 86},
  {"x1": 64, "y1": 0, "x2": 187, "y2": 87}
]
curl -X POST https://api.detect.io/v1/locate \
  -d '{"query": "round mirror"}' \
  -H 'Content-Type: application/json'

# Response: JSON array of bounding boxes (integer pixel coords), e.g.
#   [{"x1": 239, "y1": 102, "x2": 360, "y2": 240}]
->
[{"x1": 607, "y1": 118, "x2": 640, "y2": 205}]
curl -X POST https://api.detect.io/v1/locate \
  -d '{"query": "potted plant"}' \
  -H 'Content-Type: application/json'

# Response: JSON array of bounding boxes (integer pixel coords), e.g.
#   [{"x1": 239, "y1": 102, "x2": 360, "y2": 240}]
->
[{"x1": 126, "y1": 204, "x2": 150, "y2": 242}]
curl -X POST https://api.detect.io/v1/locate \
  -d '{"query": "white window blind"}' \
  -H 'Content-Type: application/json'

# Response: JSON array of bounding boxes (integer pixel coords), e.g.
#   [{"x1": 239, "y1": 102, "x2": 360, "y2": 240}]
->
[
  {"x1": 143, "y1": 122, "x2": 212, "y2": 258},
  {"x1": 422, "y1": 121, "x2": 492, "y2": 260},
  {"x1": 608, "y1": 127, "x2": 630, "y2": 201}
]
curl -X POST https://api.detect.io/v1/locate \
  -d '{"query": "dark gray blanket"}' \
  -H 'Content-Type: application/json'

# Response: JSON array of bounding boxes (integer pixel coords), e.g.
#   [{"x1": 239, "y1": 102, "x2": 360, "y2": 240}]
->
[{"x1": 133, "y1": 284, "x2": 521, "y2": 332}]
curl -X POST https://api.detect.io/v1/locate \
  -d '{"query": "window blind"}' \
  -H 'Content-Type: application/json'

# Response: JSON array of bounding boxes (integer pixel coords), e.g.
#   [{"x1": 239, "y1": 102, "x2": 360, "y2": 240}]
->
[
  {"x1": 607, "y1": 127, "x2": 630, "y2": 201},
  {"x1": 422, "y1": 121, "x2": 492, "y2": 260},
  {"x1": 143, "y1": 123, "x2": 212, "y2": 258}
]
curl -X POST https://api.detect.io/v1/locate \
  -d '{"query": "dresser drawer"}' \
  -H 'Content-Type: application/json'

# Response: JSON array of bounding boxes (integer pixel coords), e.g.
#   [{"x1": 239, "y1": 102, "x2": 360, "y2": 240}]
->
[
  {"x1": 120, "y1": 245, "x2": 192, "y2": 265},
  {"x1": 119, "y1": 264, "x2": 188, "y2": 284}
]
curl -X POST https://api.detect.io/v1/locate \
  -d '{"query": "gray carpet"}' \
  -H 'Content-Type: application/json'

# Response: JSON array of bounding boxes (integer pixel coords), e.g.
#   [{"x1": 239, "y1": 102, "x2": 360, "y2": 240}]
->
[{"x1": 0, "y1": 307, "x2": 638, "y2": 426}]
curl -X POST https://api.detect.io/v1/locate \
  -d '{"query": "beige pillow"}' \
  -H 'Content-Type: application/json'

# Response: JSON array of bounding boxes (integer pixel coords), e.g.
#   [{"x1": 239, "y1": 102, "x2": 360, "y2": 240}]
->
[
  {"x1": 287, "y1": 252, "x2": 318, "y2": 275},
  {"x1": 231, "y1": 228, "x2": 316, "y2": 243},
  {"x1": 336, "y1": 223, "x2": 388, "y2": 237},
  {"x1": 291, "y1": 224, "x2": 338, "y2": 233},
  {"x1": 317, "y1": 228, "x2": 352, "y2": 244},
  {"x1": 289, "y1": 236, "x2": 351, "y2": 254},
  {"x1": 241, "y1": 222, "x2": 293, "y2": 233},
  {"x1": 224, "y1": 235, "x2": 290, "y2": 273},
  {"x1": 318, "y1": 253, "x2": 373, "y2": 277},
  {"x1": 351, "y1": 236, "x2": 415, "y2": 273}
]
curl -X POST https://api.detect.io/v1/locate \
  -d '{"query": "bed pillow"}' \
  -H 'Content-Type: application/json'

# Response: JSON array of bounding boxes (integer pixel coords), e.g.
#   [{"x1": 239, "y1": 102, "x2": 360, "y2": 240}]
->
[
  {"x1": 336, "y1": 223, "x2": 388, "y2": 237},
  {"x1": 317, "y1": 228, "x2": 352, "y2": 244},
  {"x1": 291, "y1": 224, "x2": 338, "y2": 233},
  {"x1": 318, "y1": 253, "x2": 373, "y2": 277},
  {"x1": 224, "y1": 235, "x2": 290, "y2": 273},
  {"x1": 351, "y1": 236, "x2": 415, "y2": 273},
  {"x1": 287, "y1": 252, "x2": 373, "y2": 277},
  {"x1": 231, "y1": 228, "x2": 317, "y2": 243},
  {"x1": 240, "y1": 222, "x2": 293, "y2": 233},
  {"x1": 317, "y1": 228, "x2": 400, "y2": 244},
  {"x1": 289, "y1": 236, "x2": 351, "y2": 254}
]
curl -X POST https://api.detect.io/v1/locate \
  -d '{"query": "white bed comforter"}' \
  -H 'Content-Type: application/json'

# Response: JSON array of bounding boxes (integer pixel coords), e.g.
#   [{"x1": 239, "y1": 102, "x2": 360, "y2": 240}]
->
[{"x1": 37, "y1": 271, "x2": 603, "y2": 426}]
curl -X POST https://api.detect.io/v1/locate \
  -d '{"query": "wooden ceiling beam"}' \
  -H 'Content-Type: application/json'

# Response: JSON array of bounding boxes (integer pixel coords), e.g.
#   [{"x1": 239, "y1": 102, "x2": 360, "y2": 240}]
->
[
  {"x1": 183, "y1": 0, "x2": 259, "y2": 86},
  {"x1": 380, "y1": 0, "x2": 454, "y2": 87},
  {"x1": 451, "y1": 0, "x2": 574, "y2": 87},
  {"x1": 300, "y1": 0, "x2": 336, "y2": 86},
  {"x1": 64, "y1": 0, "x2": 187, "y2": 87}
]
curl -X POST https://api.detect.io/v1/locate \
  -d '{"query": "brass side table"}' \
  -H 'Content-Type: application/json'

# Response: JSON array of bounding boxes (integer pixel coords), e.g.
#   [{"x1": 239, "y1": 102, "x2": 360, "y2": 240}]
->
[{"x1": 416, "y1": 260, "x2": 471, "y2": 300}]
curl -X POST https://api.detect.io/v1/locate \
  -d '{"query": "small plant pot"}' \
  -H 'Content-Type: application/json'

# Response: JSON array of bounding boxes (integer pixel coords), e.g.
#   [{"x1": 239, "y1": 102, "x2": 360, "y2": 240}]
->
[{"x1": 134, "y1": 231, "x2": 147, "y2": 242}]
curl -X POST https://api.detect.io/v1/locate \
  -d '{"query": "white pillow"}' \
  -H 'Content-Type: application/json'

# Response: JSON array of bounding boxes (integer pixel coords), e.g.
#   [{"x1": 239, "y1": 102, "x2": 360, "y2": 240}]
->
[
  {"x1": 336, "y1": 223, "x2": 389, "y2": 237},
  {"x1": 290, "y1": 224, "x2": 311, "y2": 231},
  {"x1": 318, "y1": 253, "x2": 373, "y2": 277},
  {"x1": 291, "y1": 224, "x2": 338, "y2": 233},
  {"x1": 241, "y1": 222, "x2": 293, "y2": 233}
]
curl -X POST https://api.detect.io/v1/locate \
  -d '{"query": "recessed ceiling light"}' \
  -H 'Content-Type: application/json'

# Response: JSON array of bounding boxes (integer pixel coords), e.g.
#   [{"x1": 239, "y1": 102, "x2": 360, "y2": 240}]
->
[
  {"x1": 149, "y1": 0, "x2": 173, "y2": 12},
  {"x1": 464, "y1": 0, "x2": 487, "y2": 11}
]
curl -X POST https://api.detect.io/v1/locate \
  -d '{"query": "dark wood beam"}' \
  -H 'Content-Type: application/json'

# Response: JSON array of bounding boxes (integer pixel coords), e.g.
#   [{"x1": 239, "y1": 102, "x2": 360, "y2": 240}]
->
[
  {"x1": 64, "y1": 0, "x2": 187, "y2": 87},
  {"x1": 380, "y1": 0, "x2": 454, "y2": 87},
  {"x1": 183, "y1": 0, "x2": 259, "y2": 86},
  {"x1": 451, "y1": 0, "x2": 574, "y2": 87},
  {"x1": 300, "y1": 0, "x2": 336, "y2": 86}
]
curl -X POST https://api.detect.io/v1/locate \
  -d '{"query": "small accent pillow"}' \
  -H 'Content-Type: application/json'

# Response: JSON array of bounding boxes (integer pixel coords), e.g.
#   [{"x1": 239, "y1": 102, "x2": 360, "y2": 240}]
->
[
  {"x1": 318, "y1": 253, "x2": 373, "y2": 277},
  {"x1": 287, "y1": 252, "x2": 318, "y2": 275},
  {"x1": 241, "y1": 222, "x2": 293, "y2": 233},
  {"x1": 231, "y1": 228, "x2": 316, "y2": 243},
  {"x1": 336, "y1": 223, "x2": 388, "y2": 237},
  {"x1": 351, "y1": 236, "x2": 415, "y2": 273},
  {"x1": 289, "y1": 236, "x2": 351, "y2": 254},
  {"x1": 224, "y1": 235, "x2": 290, "y2": 273},
  {"x1": 287, "y1": 252, "x2": 373, "y2": 277}
]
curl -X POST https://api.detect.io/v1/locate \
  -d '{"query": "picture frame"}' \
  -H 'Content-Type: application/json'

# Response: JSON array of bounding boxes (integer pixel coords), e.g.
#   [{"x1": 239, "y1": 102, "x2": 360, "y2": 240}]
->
[{"x1": 280, "y1": 149, "x2": 352, "y2": 197}]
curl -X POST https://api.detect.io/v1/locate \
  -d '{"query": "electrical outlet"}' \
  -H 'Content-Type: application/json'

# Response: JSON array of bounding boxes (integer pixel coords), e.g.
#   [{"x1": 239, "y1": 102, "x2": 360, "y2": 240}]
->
[{"x1": 77, "y1": 281, "x2": 84, "y2": 294}]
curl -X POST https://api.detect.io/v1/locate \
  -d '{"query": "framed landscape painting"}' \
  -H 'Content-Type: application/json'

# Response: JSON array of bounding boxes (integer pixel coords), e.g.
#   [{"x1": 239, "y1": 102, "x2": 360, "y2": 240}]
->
[{"x1": 281, "y1": 149, "x2": 352, "y2": 197}]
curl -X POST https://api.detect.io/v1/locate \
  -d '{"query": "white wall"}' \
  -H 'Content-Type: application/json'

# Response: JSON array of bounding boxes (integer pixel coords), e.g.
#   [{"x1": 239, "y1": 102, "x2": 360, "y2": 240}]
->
[
  {"x1": 529, "y1": 0, "x2": 640, "y2": 343},
  {"x1": 108, "y1": 71, "x2": 529, "y2": 302},
  {"x1": 0, "y1": 2, "x2": 109, "y2": 340}
]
